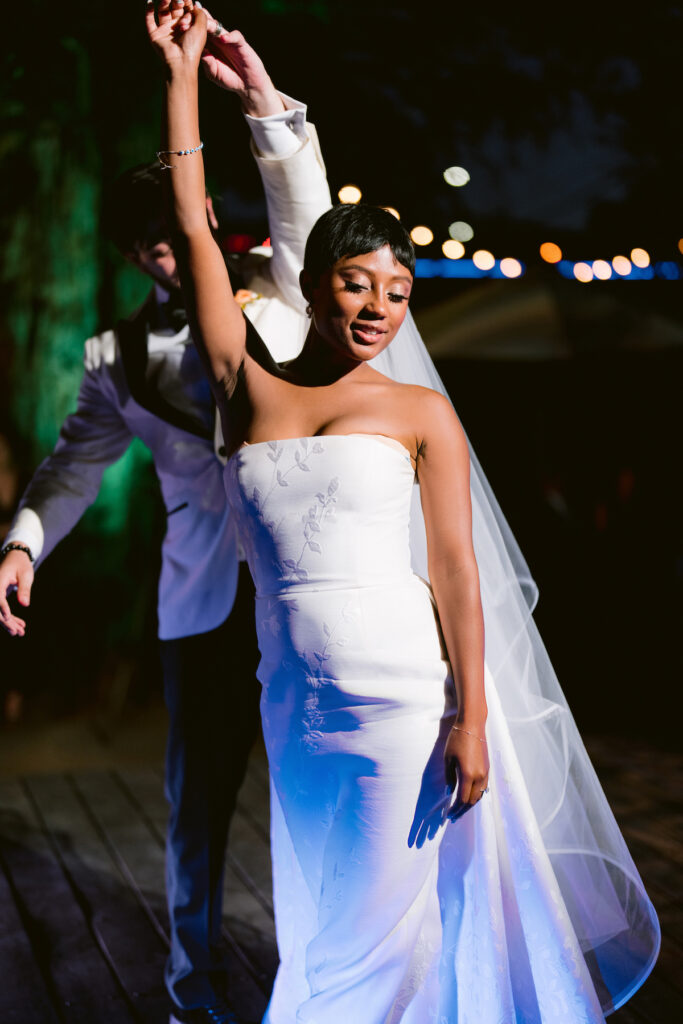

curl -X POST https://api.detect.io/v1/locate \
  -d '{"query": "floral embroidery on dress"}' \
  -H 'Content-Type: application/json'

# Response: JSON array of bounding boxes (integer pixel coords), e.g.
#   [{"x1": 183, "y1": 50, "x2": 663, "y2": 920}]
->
[
  {"x1": 249, "y1": 439, "x2": 326, "y2": 536},
  {"x1": 282, "y1": 474, "x2": 339, "y2": 583},
  {"x1": 301, "y1": 600, "x2": 358, "y2": 752}
]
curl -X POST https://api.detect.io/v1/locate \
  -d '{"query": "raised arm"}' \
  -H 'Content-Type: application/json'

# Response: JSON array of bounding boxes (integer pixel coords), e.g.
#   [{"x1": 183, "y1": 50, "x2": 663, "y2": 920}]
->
[
  {"x1": 198, "y1": 14, "x2": 332, "y2": 309},
  {"x1": 146, "y1": 1, "x2": 245, "y2": 402}
]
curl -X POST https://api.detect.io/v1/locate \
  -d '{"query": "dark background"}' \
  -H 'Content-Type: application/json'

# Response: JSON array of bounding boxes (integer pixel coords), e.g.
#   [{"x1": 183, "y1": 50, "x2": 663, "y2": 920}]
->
[{"x1": 1, "y1": 0, "x2": 681, "y2": 744}]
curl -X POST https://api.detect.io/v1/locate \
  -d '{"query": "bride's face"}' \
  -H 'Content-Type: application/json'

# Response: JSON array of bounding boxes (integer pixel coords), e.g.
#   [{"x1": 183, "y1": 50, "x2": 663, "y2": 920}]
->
[{"x1": 307, "y1": 245, "x2": 413, "y2": 361}]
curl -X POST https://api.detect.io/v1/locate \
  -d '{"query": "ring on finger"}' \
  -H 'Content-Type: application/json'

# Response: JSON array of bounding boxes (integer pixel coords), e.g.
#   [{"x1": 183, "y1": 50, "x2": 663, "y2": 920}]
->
[{"x1": 211, "y1": 19, "x2": 226, "y2": 35}]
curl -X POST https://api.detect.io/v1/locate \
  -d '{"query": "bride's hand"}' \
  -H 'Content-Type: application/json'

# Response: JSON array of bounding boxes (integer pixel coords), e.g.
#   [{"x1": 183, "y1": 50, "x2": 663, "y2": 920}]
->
[
  {"x1": 199, "y1": 13, "x2": 285, "y2": 116},
  {"x1": 444, "y1": 725, "x2": 490, "y2": 816},
  {"x1": 145, "y1": 0, "x2": 208, "y2": 73}
]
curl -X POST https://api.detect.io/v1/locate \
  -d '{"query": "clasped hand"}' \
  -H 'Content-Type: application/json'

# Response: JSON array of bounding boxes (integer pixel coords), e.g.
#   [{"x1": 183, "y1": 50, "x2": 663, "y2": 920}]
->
[{"x1": 146, "y1": 1, "x2": 284, "y2": 116}]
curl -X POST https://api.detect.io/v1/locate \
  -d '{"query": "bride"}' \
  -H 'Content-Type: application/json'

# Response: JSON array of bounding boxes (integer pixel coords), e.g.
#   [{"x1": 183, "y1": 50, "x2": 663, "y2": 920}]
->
[{"x1": 147, "y1": 3, "x2": 659, "y2": 1021}]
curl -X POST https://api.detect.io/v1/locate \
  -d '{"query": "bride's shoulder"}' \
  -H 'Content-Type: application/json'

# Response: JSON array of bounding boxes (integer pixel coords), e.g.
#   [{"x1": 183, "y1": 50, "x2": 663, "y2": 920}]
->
[{"x1": 391, "y1": 381, "x2": 456, "y2": 421}]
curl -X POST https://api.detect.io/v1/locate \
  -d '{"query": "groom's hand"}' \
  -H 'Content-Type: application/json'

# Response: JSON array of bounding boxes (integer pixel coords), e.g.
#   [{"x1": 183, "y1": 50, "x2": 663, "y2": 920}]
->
[
  {"x1": 200, "y1": 11, "x2": 286, "y2": 117},
  {"x1": 0, "y1": 549, "x2": 33, "y2": 637}
]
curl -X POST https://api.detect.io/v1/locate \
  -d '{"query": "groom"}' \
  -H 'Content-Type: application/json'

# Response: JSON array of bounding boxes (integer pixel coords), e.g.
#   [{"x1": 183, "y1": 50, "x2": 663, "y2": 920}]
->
[{"x1": 0, "y1": 26, "x2": 331, "y2": 1024}]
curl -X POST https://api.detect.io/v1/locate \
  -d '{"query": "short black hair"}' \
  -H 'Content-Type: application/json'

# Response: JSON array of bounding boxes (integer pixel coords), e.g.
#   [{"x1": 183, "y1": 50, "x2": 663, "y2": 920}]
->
[
  {"x1": 102, "y1": 163, "x2": 169, "y2": 254},
  {"x1": 304, "y1": 203, "x2": 415, "y2": 283}
]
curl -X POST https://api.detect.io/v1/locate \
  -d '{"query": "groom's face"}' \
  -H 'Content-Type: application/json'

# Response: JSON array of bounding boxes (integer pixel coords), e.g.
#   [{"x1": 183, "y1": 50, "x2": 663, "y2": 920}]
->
[
  {"x1": 128, "y1": 239, "x2": 181, "y2": 292},
  {"x1": 123, "y1": 196, "x2": 217, "y2": 293}
]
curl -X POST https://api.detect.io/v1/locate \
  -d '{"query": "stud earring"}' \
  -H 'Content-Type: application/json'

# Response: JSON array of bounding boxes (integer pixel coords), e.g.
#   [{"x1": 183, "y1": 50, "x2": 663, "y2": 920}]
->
[{"x1": 305, "y1": 303, "x2": 313, "y2": 318}]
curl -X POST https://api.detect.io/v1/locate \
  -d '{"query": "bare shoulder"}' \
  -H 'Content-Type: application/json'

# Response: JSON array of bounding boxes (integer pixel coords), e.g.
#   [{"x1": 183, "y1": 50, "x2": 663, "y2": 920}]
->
[
  {"x1": 368, "y1": 371, "x2": 452, "y2": 419},
  {"x1": 395, "y1": 384, "x2": 466, "y2": 441},
  {"x1": 398, "y1": 385, "x2": 469, "y2": 468}
]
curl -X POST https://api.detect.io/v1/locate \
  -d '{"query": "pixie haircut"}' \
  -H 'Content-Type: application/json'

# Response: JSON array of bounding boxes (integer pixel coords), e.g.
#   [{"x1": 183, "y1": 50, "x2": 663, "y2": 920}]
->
[
  {"x1": 102, "y1": 163, "x2": 170, "y2": 254},
  {"x1": 304, "y1": 204, "x2": 415, "y2": 283}
]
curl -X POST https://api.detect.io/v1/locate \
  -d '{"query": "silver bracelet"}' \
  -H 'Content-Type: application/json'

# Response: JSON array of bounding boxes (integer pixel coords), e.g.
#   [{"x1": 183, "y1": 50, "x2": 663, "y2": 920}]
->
[
  {"x1": 156, "y1": 141, "x2": 204, "y2": 170},
  {"x1": 450, "y1": 725, "x2": 486, "y2": 743}
]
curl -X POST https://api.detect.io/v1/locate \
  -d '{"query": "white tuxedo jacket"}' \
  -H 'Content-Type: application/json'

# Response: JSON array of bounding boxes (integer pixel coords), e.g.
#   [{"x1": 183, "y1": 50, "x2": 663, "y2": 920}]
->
[{"x1": 5, "y1": 127, "x2": 332, "y2": 640}]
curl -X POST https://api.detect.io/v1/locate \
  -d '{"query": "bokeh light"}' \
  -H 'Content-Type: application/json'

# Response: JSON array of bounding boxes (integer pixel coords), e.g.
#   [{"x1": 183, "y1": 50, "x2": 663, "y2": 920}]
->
[
  {"x1": 443, "y1": 166, "x2": 470, "y2": 187},
  {"x1": 500, "y1": 258, "x2": 522, "y2": 278},
  {"x1": 592, "y1": 259, "x2": 612, "y2": 280},
  {"x1": 338, "y1": 184, "x2": 362, "y2": 204},
  {"x1": 678, "y1": 239, "x2": 683, "y2": 256},
  {"x1": 573, "y1": 262, "x2": 593, "y2": 282},
  {"x1": 540, "y1": 242, "x2": 563, "y2": 263},
  {"x1": 410, "y1": 226, "x2": 434, "y2": 246},
  {"x1": 472, "y1": 249, "x2": 495, "y2": 271},
  {"x1": 630, "y1": 247, "x2": 650, "y2": 267},
  {"x1": 442, "y1": 239, "x2": 465, "y2": 259},
  {"x1": 612, "y1": 255, "x2": 632, "y2": 276},
  {"x1": 448, "y1": 221, "x2": 474, "y2": 242},
  {"x1": 656, "y1": 261, "x2": 681, "y2": 280},
  {"x1": 382, "y1": 207, "x2": 400, "y2": 220}
]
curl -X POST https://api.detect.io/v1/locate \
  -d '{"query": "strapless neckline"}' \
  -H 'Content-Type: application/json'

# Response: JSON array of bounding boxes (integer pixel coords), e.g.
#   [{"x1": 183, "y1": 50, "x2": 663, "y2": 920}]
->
[{"x1": 229, "y1": 433, "x2": 412, "y2": 464}]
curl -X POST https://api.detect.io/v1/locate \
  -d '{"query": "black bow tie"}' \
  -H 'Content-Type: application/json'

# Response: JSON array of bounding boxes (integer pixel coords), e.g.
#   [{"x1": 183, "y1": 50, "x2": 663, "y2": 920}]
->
[
  {"x1": 155, "y1": 300, "x2": 188, "y2": 332},
  {"x1": 169, "y1": 306, "x2": 188, "y2": 330}
]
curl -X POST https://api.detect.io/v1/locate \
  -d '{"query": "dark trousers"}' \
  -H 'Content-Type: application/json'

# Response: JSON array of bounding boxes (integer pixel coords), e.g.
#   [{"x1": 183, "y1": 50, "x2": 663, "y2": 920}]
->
[{"x1": 160, "y1": 564, "x2": 261, "y2": 1009}]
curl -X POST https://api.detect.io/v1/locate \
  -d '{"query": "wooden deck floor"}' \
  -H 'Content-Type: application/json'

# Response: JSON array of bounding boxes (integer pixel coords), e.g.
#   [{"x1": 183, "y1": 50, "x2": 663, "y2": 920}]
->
[{"x1": 0, "y1": 735, "x2": 680, "y2": 1023}]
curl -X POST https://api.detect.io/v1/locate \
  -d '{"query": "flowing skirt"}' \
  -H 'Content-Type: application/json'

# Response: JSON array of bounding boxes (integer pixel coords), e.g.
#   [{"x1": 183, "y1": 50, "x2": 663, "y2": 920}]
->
[{"x1": 254, "y1": 576, "x2": 633, "y2": 1023}]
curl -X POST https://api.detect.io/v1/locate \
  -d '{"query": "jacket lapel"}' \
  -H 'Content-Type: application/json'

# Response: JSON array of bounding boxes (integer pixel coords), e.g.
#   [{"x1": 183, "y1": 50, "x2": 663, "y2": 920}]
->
[{"x1": 117, "y1": 292, "x2": 213, "y2": 441}]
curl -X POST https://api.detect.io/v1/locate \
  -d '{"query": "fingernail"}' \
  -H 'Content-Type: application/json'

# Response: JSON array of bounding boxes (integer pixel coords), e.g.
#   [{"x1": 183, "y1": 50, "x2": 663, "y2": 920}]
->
[{"x1": 195, "y1": 2, "x2": 202, "y2": 6}]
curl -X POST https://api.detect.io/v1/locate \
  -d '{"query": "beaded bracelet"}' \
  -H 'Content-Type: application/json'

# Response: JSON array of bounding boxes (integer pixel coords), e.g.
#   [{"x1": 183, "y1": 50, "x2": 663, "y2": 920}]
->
[
  {"x1": 156, "y1": 141, "x2": 204, "y2": 170},
  {"x1": 0, "y1": 542, "x2": 34, "y2": 563},
  {"x1": 450, "y1": 725, "x2": 486, "y2": 743}
]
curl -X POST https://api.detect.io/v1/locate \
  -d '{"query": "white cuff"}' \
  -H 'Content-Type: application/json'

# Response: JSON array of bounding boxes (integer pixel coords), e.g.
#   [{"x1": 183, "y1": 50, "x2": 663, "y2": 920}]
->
[
  {"x1": 245, "y1": 92, "x2": 308, "y2": 160},
  {"x1": 4, "y1": 508, "x2": 45, "y2": 562}
]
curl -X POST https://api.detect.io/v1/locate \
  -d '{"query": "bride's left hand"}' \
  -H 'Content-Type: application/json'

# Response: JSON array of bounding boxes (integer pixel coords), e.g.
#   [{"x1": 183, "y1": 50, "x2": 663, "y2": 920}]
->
[
  {"x1": 145, "y1": 0, "x2": 207, "y2": 73},
  {"x1": 444, "y1": 725, "x2": 490, "y2": 817}
]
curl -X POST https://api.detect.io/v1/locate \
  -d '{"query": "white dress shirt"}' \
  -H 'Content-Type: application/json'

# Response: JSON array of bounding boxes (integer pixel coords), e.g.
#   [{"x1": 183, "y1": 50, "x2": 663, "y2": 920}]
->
[{"x1": 144, "y1": 95, "x2": 309, "y2": 428}]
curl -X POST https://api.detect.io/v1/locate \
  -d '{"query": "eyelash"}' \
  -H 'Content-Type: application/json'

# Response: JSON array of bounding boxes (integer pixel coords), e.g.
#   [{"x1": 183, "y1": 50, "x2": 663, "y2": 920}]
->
[{"x1": 343, "y1": 281, "x2": 408, "y2": 303}]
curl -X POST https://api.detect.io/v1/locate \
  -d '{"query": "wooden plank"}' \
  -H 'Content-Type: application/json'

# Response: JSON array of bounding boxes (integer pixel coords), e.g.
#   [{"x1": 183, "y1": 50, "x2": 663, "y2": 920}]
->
[
  {"x1": 0, "y1": 779, "x2": 135, "y2": 1024},
  {"x1": 609, "y1": 998, "x2": 656, "y2": 1024},
  {"x1": 24, "y1": 774, "x2": 169, "y2": 1024},
  {"x1": 115, "y1": 768, "x2": 274, "y2": 1013},
  {"x1": 0, "y1": 854, "x2": 61, "y2": 1023},
  {"x1": 609, "y1": 963, "x2": 682, "y2": 1024},
  {"x1": 71, "y1": 772, "x2": 170, "y2": 943},
  {"x1": 246, "y1": 747, "x2": 270, "y2": 796},
  {"x1": 236, "y1": 768, "x2": 271, "y2": 842}
]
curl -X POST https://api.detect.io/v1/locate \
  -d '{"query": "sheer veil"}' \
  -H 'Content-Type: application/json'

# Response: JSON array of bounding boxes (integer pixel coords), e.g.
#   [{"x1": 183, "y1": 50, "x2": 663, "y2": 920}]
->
[{"x1": 371, "y1": 310, "x2": 660, "y2": 1014}]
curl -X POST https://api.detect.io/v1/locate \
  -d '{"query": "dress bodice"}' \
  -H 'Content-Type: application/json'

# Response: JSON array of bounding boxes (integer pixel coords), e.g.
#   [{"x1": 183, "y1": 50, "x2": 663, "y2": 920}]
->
[{"x1": 225, "y1": 434, "x2": 415, "y2": 598}]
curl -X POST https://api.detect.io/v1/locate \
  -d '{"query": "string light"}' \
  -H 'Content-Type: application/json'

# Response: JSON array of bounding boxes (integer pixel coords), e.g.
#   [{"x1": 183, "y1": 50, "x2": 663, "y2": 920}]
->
[
  {"x1": 573, "y1": 262, "x2": 593, "y2": 282},
  {"x1": 540, "y1": 242, "x2": 562, "y2": 263},
  {"x1": 442, "y1": 239, "x2": 465, "y2": 259},
  {"x1": 612, "y1": 255, "x2": 631, "y2": 276},
  {"x1": 410, "y1": 226, "x2": 434, "y2": 246},
  {"x1": 500, "y1": 258, "x2": 522, "y2": 278},
  {"x1": 338, "y1": 185, "x2": 362, "y2": 204},
  {"x1": 592, "y1": 260, "x2": 612, "y2": 280},
  {"x1": 448, "y1": 221, "x2": 474, "y2": 242},
  {"x1": 630, "y1": 248, "x2": 650, "y2": 267},
  {"x1": 472, "y1": 250, "x2": 495, "y2": 271},
  {"x1": 443, "y1": 166, "x2": 470, "y2": 187}
]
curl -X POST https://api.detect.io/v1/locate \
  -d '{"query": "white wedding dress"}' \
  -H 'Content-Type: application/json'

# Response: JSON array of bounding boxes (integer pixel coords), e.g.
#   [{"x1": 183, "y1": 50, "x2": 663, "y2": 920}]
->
[{"x1": 225, "y1": 432, "x2": 658, "y2": 1024}]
